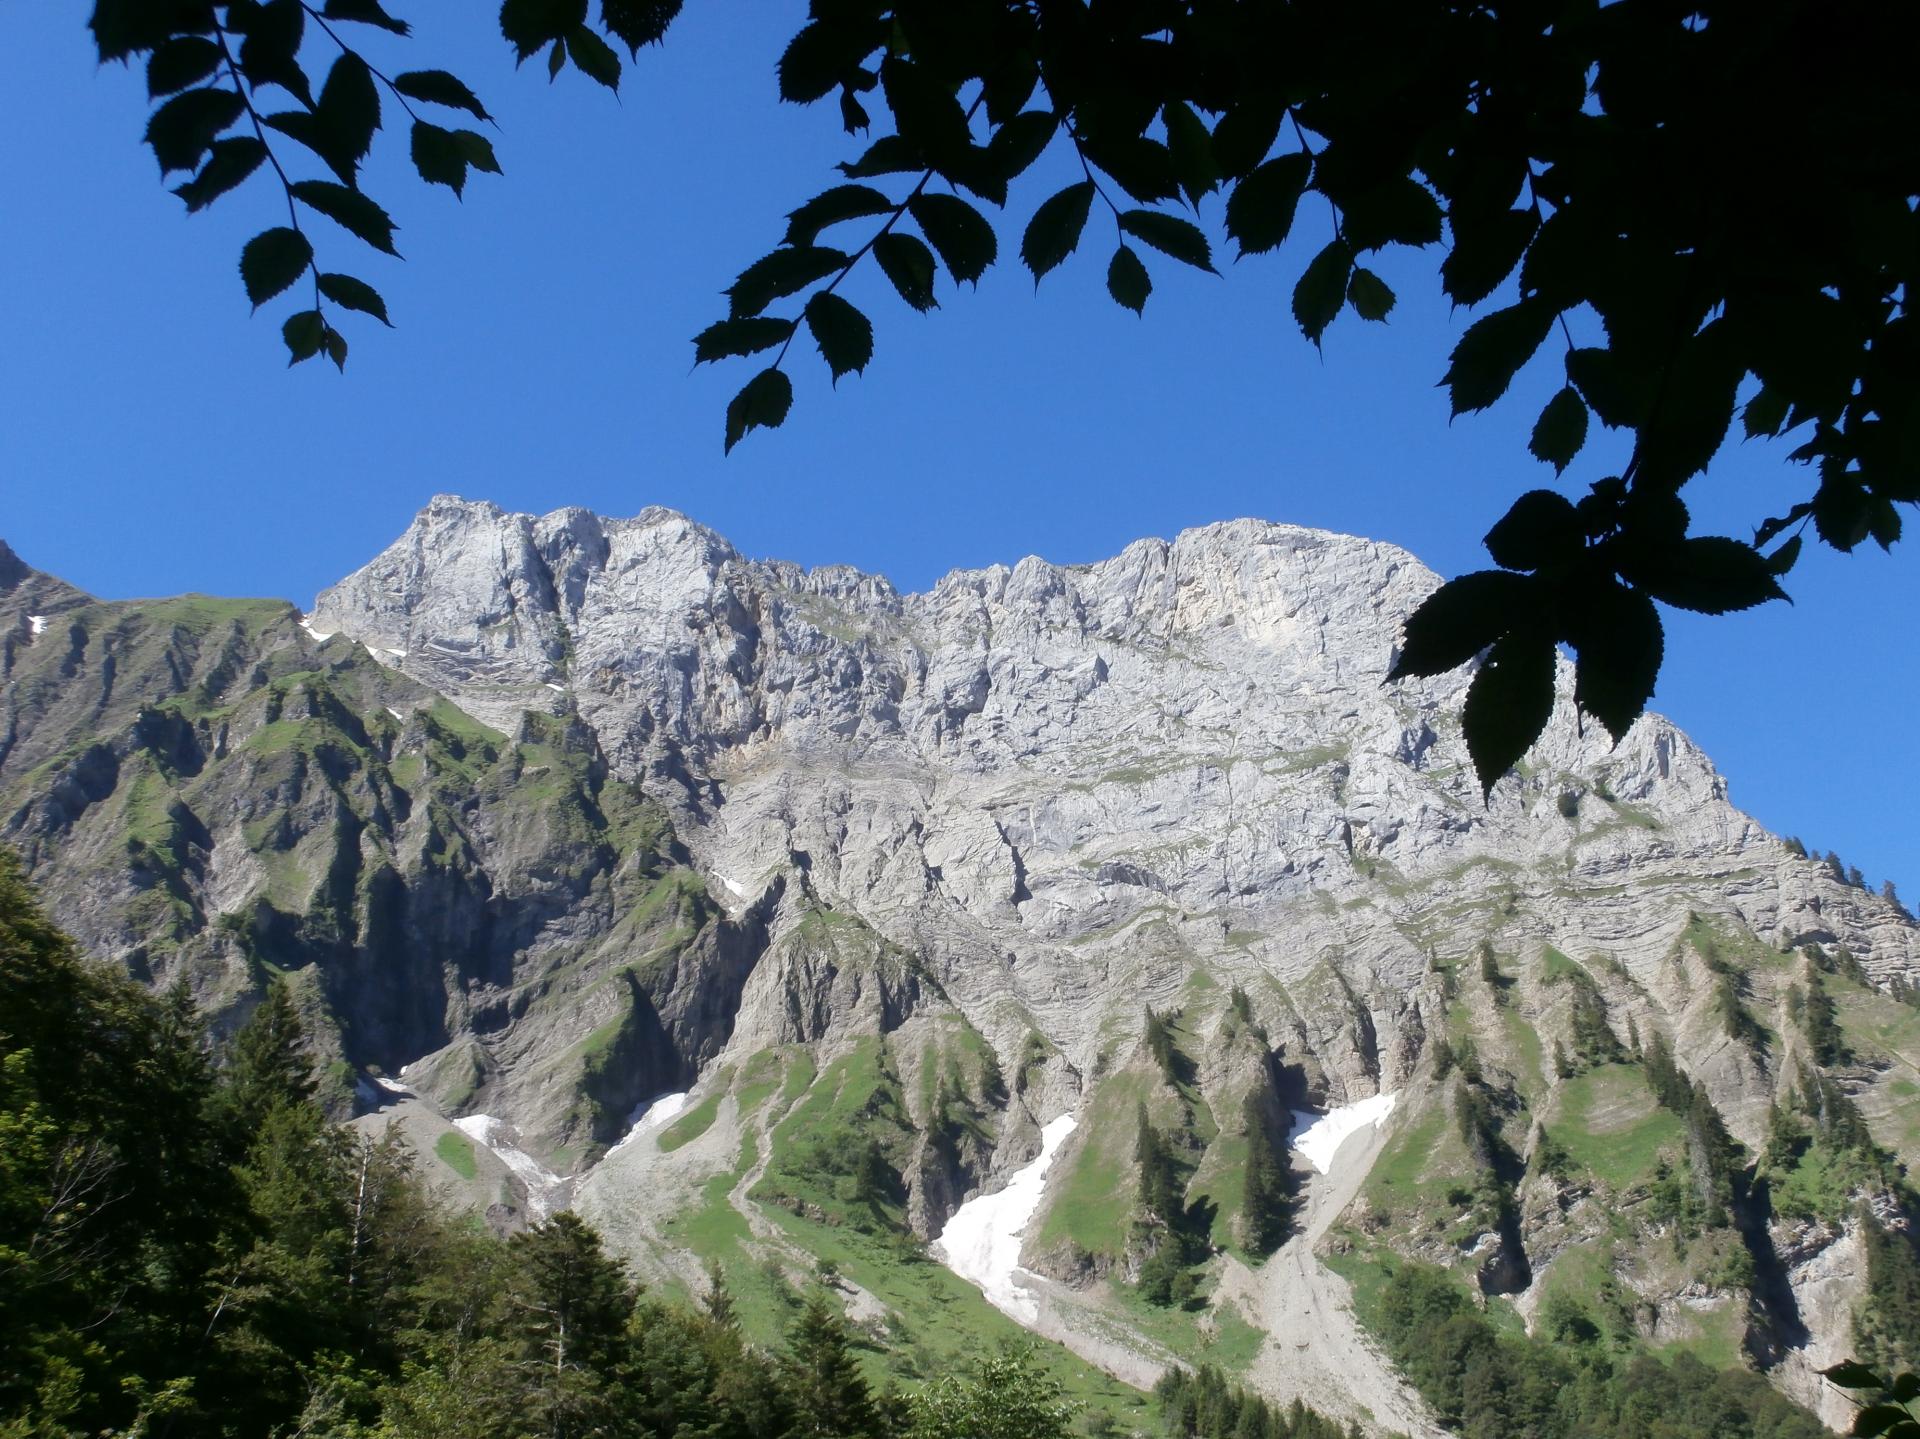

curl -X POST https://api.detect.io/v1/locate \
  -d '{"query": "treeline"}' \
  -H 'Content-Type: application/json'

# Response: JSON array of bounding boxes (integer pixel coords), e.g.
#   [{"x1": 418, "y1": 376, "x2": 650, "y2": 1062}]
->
[
  {"x1": 1370, "y1": 1264, "x2": 1826, "y2": 1439},
  {"x1": 1155, "y1": 1366, "x2": 1362, "y2": 1439},
  {"x1": 1778, "y1": 837, "x2": 1907, "y2": 911},
  {"x1": 0, "y1": 852, "x2": 1075, "y2": 1439}
]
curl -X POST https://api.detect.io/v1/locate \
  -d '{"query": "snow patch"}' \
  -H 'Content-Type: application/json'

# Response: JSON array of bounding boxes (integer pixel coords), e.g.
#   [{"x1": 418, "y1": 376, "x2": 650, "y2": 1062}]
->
[
  {"x1": 934, "y1": 1114, "x2": 1077, "y2": 1323},
  {"x1": 380, "y1": 646, "x2": 408, "y2": 660},
  {"x1": 544, "y1": 681, "x2": 566, "y2": 692},
  {"x1": 454, "y1": 1115, "x2": 570, "y2": 1219},
  {"x1": 607, "y1": 1091, "x2": 691, "y2": 1158},
  {"x1": 1289, "y1": 1092, "x2": 1397, "y2": 1175},
  {"x1": 299, "y1": 616, "x2": 335, "y2": 643},
  {"x1": 374, "y1": 1076, "x2": 410, "y2": 1096},
  {"x1": 27, "y1": 614, "x2": 46, "y2": 636},
  {"x1": 386, "y1": 706, "x2": 405, "y2": 721},
  {"x1": 716, "y1": 873, "x2": 749, "y2": 899}
]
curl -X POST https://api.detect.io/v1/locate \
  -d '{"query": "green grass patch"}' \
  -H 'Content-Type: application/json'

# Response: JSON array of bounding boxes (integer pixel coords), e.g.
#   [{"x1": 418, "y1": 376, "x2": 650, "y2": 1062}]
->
[
  {"x1": 660, "y1": 1090, "x2": 725, "y2": 1152},
  {"x1": 1554, "y1": 1063, "x2": 1682, "y2": 1188},
  {"x1": 1035, "y1": 1070, "x2": 1149, "y2": 1256},
  {"x1": 434, "y1": 1131, "x2": 478, "y2": 1180}
]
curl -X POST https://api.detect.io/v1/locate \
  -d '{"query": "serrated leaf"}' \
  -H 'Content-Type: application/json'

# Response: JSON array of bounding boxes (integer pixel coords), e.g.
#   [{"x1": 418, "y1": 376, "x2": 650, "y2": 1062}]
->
[
  {"x1": 147, "y1": 37, "x2": 222, "y2": 98},
  {"x1": 317, "y1": 272, "x2": 391, "y2": 325},
  {"x1": 600, "y1": 0, "x2": 680, "y2": 56},
  {"x1": 240, "y1": 227, "x2": 314, "y2": 308},
  {"x1": 411, "y1": 121, "x2": 471, "y2": 195},
  {"x1": 1348, "y1": 268, "x2": 1395, "y2": 321},
  {"x1": 1082, "y1": 135, "x2": 1177, "y2": 205},
  {"x1": 1822, "y1": 1363, "x2": 1890, "y2": 1390},
  {"x1": 1635, "y1": 319, "x2": 1743, "y2": 488},
  {"x1": 173, "y1": 137, "x2": 268, "y2": 212},
  {"x1": 837, "y1": 135, "x2": 923, "y2": 179},
  {"x1": 1341, "y1": 175, "x2": 1444, "y2": 251},
  {"x1": 1529, "y1": 387, "x2": 1589, "y2": 474},
  {"x1": 909, "y1": 193, "x2": 996, "y2": 286},
  {"x1": 778, "y1": 19, "x2": 882, "y2": 104},
  {"x1": 874, "y1": 232, "x2": 938, "y2": 312},
  {"x1": 322, "y1": 325, "x2": 348, "y2": 371},
  {"x1": 392, "y1": 70, "x2": 492, "y2": 121},
  {"x1": 500, "y1": 0, "x2": 587, "y2": 62},
  {"x1": 1117, "y1": 210, "x2": 1214, "y2": 272},
  {"x1": 1108, "y1": 245, "x2": 1150, "y2": 315},
  {"x1": 1444, "y1": 299, "x2": 1554, "y2": 414},
  {"x1": 1464, "y1": 626, "x2": 1556, "y2": 800},
  {"x1": 290, "y1": 181, "x2": 399, "y2": 255},
  {"x1": 1620, "y1": 536, "x2": 1788, "y2": 615},
  {"x1": 881, "y1": 57, "x2": 971, "y2": 171},
  {"x1": 691, "y1": 316, "x2": 793, "y2": 365},
  {"x1": 1765, "y1": 534, "x2": 1803, "y2": 576},
  {"x1": 724, "y1": 367, "x2": 793, "y2": 453},
  {"x1": 323, "y1": 0, "x2": 409, "y2": 34},
  {"x1": 1292, "y1": 238, "x2": 1352, "y2": 345},
  {"x1": 237, "y1": 0, "x2": 308, "y2": 105},
  {"x1": 1568, "y1": 581, "x2": 1662, "y2": 743},
  {"x1": 1228, "y1": 153, "x2": 1311, "y2": 257},
  {"x1": 1441, "y1": 208, "x2": 1538, "y2": 307},
  {"x1": 988, "y1": 111, "x2": 1057, "y2": 183},
  {"x1": 1210, "y1": 101, "x2": 1283, "y2": 180},
  {"x1": 283, "y1": 309, "x2": 325, "y2": 364},
  {"x1": 1390, "y1": 571, "x2": 1534, "y2": 680},
  {"x1": 318, "y1": 53, "x2": 380, "y2": 168},
  {"x1": 784, "y1": 185, "x2": 893, "y2": 248},
  {"x1": 1020, "y1": 180, "x2": 1095, "y2": 283},
  {"x1": 547, "y1": 36, "x2": 567, "y2": 79},
  {"x1": 1743, "y1": 386, "x2": 1791, "y2": 439},
  {"x1": 1163, "y1": 101, "x2": 1217, "y2": 207},
  {"x1": 146, "y1": 86, "x2": 246, "y2": 175},
  {"x1": 727, "y1": 246, "x2": 849, "y2": 319},
  {"x1": 452, "y1": 130, "x2": 501, "y2": 174},
  {"x1": 1485, "y1": 491, "x2": 1582, "y2": 572},
  {"x1": 1566, "y1": 347, "x2": 1653, "y2": 428},
  {"x1": 567, "y1": 24, "x2": 622, "y2": 88},
  {"x1": 840, "y1": 90, "x2": 869, "y2": 134},
  {"x1": 804, "y1": 291, "x2": 873, "y2": 383},
  {"x1": 264, "y1": 110, "x2": 356, "y2": 186}
]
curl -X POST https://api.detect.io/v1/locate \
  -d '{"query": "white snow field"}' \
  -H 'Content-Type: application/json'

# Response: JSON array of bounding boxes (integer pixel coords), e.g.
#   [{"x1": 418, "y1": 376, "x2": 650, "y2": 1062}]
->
[
  {"x1": 1288, "y1": 1092, "x2": 1398, "y2": 1175},
  {"x1": 453, "y1": 1115, "x2": 570, "y2": 1219},
  {"x1": 934, "y1": 1114, "x2": 1078, "y2": 1322},
  {"x1": 607, "y1": 1091, "x2": 691, "y2": 1158}
]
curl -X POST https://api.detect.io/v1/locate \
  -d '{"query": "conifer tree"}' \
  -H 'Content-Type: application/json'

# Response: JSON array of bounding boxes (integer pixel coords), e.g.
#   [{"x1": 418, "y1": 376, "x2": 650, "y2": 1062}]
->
[
  {"x1": 780, "y1": 1292, "x2": 879, "y2": 1439},
  {"x1": 1238, "y1": 1090, "x2": 1290, "y2": 1259}
]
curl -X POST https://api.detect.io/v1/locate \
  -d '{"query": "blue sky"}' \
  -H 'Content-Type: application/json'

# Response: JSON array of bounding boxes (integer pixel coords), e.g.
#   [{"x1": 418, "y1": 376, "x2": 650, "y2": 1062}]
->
[{"x1": 5, "y1": 4, "x2": 1915, "y2": 893}]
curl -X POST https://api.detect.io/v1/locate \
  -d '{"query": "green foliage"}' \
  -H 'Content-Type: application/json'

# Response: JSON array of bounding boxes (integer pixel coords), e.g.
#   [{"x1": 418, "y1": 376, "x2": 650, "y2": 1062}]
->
[
  {"x1": 1237, "y1": 1089, "x2": 1290, "y2": 1259},
  {"x1": 910, "y1": 1344, "x2": 1074, "y2": 1439},
  {"x1": 1156, "y1": 1363, "x2": 1352, "y2": 1439}
]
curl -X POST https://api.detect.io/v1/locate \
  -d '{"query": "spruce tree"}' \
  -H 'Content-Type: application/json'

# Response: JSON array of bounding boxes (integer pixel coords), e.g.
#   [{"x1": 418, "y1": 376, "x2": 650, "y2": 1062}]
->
[
  {"x1": 780, "y1": 1292, "x2": 879, "y2": 1439},
  {"x1": 1239, "y1": 1090, "x2": 1289, "y2": 1258}
]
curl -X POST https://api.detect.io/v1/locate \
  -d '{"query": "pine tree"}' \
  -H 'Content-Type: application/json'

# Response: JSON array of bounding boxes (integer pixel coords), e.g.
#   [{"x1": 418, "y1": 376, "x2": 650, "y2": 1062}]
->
[
  {"x1": 780, "y1": 1292, "x2": 878, "y2": 1439},
  {"x1": 509, "y1": 1212, "x2": 638, "y2": 1437},
  {"x1": 221, "y1": 980, "x2": 318, "y2": 1137},
  {"x1": 1239, "y1": 1090, "x2": 1290, "y2": 1258}
]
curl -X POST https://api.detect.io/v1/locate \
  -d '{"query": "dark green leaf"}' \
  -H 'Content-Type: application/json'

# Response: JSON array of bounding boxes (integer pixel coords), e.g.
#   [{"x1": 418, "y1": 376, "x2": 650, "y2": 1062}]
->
[
  {"x1": 1765, "y1": 534, "x2": 1803, "y2": 576},
  {"x1": 318, "y1": 53, "x2": 380, "y2": 168},
  {"x1": 1107, "y1": 245, "x2": 1150, "y2": 314},
  {"x1": 837, "y1": 136, "x2": 923, "y2": 179},
  {"x1": 1529, "y1": 387, "x2": 1589, "y2": 474},
  {"x1": 290, "y1": 181, "x2": 399, "y2": 255},
  {"x1": 322, "y1": 324, "x2": 348, "y2": 371},
  {"x1": 1340, "y1": 176, "x2": 1443, "y2": 251},
  {"x1": 987, "y1": 111, "x2": 1057, "y2": 183},
  {"x1": 1441, "y1": 208, "x2": 1538, "y2": 308},
  {"x1": 1292, "y1": 238, "x2": 1352, "y2": 346},
  {"x1": 283, "y1": 309, "x2": 325, "y2": 365},
  {"x1": 1635, "y1": 319, "x2": 1743, "y2": 488},
  {"x1": 1568, "y1": 581, "x2": 1662, "y2": 743},
  {"x1": 1822, "y1": 1364, "x2": 1890, "y2": 1391},
  {"x1": 548, "y1": 36, "x2": 567, "y2": 79},
  {"x1": 1621, "y1": 536, "x2": 1788, "y2": 615},
  {"x1": 600, "y1": 0, "x2": 681, "y2": 56},
  {"x1": 317, "y1": 272, "x2": 391, "y2": 325},
  {"x1": 692, "y1": 316, "x2": 793, "y2": 365},
  {"x1": 1855, "y1": 1406, "x2": 1914, "y2": 1439},
  {"x1": 453, "y1": 130, "x2": 501, "y2": 174},
  {"x1": 881, "y1": 57, "x2": 971, "y2": 170},
  {"x1": 1891, "y1": 1374, "x2": 1920, "y2": 1404},
  {"x1": 1813, "y1": 477, "x2": 1872, "y2": 552},
  {"x1": 1444, "y1": 299, "x2": 1554, "y2": 414},
  {"x1": 146, "y1": 86, "x2": 246, "y2": 175},
  {"x1": 784, "y1": 185, "x2": 893, "y2": 248},
  {"x1": 1226, "y1": 153, "x2": 1311, "y2": 257},
  {"x1": 1020, "y1": 180, "x2": 1095, "y2": 283},
  {"x1": 1163, "y1": 101, "x2": 1217, "y2": 207},
  {"x1": 1389, "y1": 571, "x2": 1533, "y2": 680},
  {"x1": 264, "y1": 110, "x2": 356, "y2": 185},
  {"x1": 840, "y1": 90, "x2": 869, "y2": 134},
  {"x1": 779, "y1": 19, "x2": 881, "y2": 104},
  {"x1": 323, "y1": 0, "x2": 409, "y2": 34},
  {"x1": 727, "y1": 246, "x2": 850, "y2": 319},
  {"x1": 1210, "y1": 100, "x2": 1284, "y2": 180},
  {"x1": 567, "y1": 24, "x2": 622, "y2": 88},
  {"x1": 874, "y1": 232, "x2": 938, "y2": 312},
  {"x1": 411, "y1": 121, "x2": 471, "y2": 195},
  {"x1": 240, "y1": 226, "x2": 313, "y2": 308},
  {"x1": 237, "y1": 0, "x2": 308, "y2": 105},
  {"x1": 392, "y1": 70, "x2": 492, "y2": 122},
  {"x1": 1566, "y1": 347, "x2": 1654, "y2": 428},
  {"x1": 1348, "y1": 268, "x2": 1395, "y2": 322},
  {"x1": 724, "y1": 367, "x2": 793, "y2": 453},
  {"x1": 500, "y1": 0, "x2": 586, "y2": 61},
  {"x1": 173, "y1": 137, "x2": 267, "y2": 212},
  {"x1": 1743, "y1": 386, "x2": 1791, "y2": 440},
  {"x1": 804, "y1": 291, "x2": 873, "y2": 383},
  {"x1": 147, "y1": 37, "x2": 221, "y2": 97},
  {"x1": 1485, "y1": 491, "x2": 1582, "y2": 572},
  {"x1": 909, "y1": 193, "x2": 996, "y2": 286},
  {"x1": 1083, "y1": 135, "x2": 1177, "y2": 205},
  {"x1": 1464, "y1": 626, "x2": 1557, "y2": 800},
  {"x1": 1117, "y1": 210, "x2": 1214, "y2": 272}
]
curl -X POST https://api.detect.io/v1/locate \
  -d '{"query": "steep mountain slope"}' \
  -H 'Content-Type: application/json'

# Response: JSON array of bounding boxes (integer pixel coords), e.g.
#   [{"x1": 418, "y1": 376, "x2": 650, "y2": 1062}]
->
[{"x1": 4, "y1": 508, "x2": 1917, "y2": 1432}]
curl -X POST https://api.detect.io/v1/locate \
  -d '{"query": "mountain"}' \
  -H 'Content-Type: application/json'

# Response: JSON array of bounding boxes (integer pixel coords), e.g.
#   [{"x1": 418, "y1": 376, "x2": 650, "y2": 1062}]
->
[{"x1": 4, "y1": 504, "x2": 1917, "y2": 1434}]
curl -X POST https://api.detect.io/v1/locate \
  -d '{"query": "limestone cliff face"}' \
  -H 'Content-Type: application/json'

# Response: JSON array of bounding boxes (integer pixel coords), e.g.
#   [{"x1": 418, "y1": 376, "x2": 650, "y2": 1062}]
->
[{"x1": 6, "y1": 502, "x2": 1919, "y2": 1428}]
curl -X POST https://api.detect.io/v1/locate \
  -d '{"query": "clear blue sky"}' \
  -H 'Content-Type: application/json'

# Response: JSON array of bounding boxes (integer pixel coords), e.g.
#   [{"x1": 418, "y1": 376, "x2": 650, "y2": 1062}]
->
[{"x1": 5, "y1": 4, "x2": 1915, "y2": 893}]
